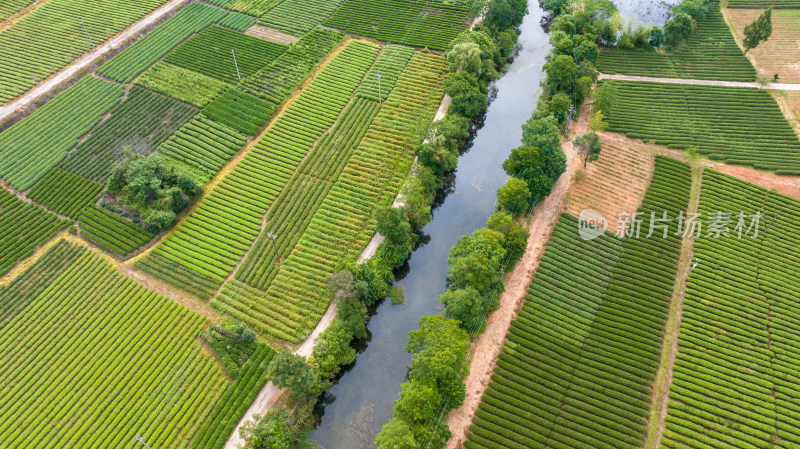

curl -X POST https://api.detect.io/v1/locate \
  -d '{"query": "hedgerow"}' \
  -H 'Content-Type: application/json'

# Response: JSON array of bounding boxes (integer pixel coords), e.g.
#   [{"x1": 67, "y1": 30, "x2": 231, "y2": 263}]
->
[
  {"x1": 0, "y1": 76, "x2": 123, "y2": 190},
  {"x1": 603, "y1": 80, "x2": 800, "y2": 173},
  {"x1": 97, "y1": 3, "x2": 228, "y2": 83},
  {"x1": 59, "y1": 85, "x2": 198, "y2": 182},
  {"x1": 324, "y1": 0, "x2": 472, "y2": 51},
  {"x1": 164, "y1": 25, "x2": 288, "y2": 82}
]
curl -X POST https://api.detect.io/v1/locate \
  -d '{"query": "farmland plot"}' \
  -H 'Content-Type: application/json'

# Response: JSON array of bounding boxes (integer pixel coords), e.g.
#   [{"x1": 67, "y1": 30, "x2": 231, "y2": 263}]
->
[
  {"x1": 218, "y1": 11, "x2": 258, "y2": 30},
  {"x1": 216, "y1": 52, "x2": 448, "y2": 342},
  {"x1": 225, "y1": 0, "x2": 282, "y2": 16},
  {"x1": 0, "y1": 76, "x2": 124, "y2": 190},
  {"x1": 464, "y1": 157, "x2": 692, "y2": 449},
  {"x1": 0, "y1": 0, "x2": 34, "y2": 21},
  {"x1": 97, "y1": 3, "x2": 228, "y2": 83},
  {"x1": 729, "y1": 9, "x2": 800, "y2": 83},
  {"x1": 356, "y1": 44, "x2": 416, "y2": 102},
  {"x1": 202, "y1": 87, "x2": 277, "y2": 135},
  {"x1": 603, "y1": 80, "x2": 800, "y2": 173},
  {"x1": 597, "y1": 1, "x2": 756, "y2": 81},
  {"x1": 164, "y1": 25, "x2": 288, "y2": 82},
  {"x1": 26, "y1": 168, "x2": 103, "y2": 218},
  {"x1": 137, "y1": 41, "x2": 381, "y2": 299},
  {"x1": 59, "y1": 85, "x2": 198, "y2": 182},
  {"x1": 324, "y1": 0, "x2": 472, "y2": 50},
  {"x1": 729, "y1": 0, "x2": 800, "y2": 7},
  {"x1": 0, "y1": 241, "x2": 228, "y2": 449},
  {"x1": 79, "y1": 205, "x2": 155, "y2": 256},
  {"x1": 258, "y1": 0, "x2": 347, "y2": 36},
  {"x1": 0, "y1": 0, "x2": 168, "y2": 104},
  {"x1": 135, "y1": 62, "x2": 230, "y2": 107},
  {"x1": 661, "y1": 170, "x2": 800, "y2": 448},
  {"x1": 0, "y1": 188, "x2": 70, "y2": 277}
]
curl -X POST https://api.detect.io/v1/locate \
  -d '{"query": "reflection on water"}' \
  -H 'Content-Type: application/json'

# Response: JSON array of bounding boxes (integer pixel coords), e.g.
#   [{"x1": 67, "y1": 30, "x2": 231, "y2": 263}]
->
[
  {"x1": 615, "y1": 0, "x2": 682, "y2": 27},
  {"x1": 309, "y1": 3, "x2": 551, "y2": 448}
]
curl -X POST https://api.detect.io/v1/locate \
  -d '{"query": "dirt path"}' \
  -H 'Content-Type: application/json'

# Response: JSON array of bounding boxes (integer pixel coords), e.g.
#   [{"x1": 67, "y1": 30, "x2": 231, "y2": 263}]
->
[
  {"x1": 597, "y1": 73, "x2": 800, "y2": 91},
  {"x1": 444, "y1": 115, "x2": 582, "y2": 449},
  {"x1": 0, "y1": 0, "x2": 188, "y2": 121},
  {"x1": 246, "y1": 25, "x2": 299, "y2": 45},
  {"x1": 642, "y1": 166, "x2": 703, "y2": 449}
]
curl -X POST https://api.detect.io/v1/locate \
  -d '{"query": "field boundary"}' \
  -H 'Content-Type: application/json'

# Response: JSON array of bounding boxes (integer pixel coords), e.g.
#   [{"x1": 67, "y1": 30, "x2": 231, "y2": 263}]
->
[{"x1": 598, "y1": 73, "x2": 800, "y2": 90}]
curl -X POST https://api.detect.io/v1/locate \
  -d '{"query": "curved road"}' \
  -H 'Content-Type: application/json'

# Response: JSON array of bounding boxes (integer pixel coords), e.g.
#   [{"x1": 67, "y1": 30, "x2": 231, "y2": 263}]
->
[{"x1": 0, "y1": 0, "x2": 187, "y2": 122}]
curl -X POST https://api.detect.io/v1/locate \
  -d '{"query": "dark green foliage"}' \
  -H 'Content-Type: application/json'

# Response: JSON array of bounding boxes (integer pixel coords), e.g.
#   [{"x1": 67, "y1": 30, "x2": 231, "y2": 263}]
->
[
  {"x1": 496, "y1": 177, "x2": 531, "y2": 217},
  {"x1": 445, "y1": 71, "x2": 488, "y2": 118},
  {"x1": 240, "y1": 409, "x2": 293, "y2": 449},
  {"x1": 26, "y1": 168, "x2": 103, "y2": 218},
  {"x1": 574, "y1": 131, "x2": 602, "y2": 167},
  {"x1": 59, "y1": 86, "x2": 198, "y2": 182},
  {"x1": 324, "y1": 0, "x2": 472, "y2": 51},
  {"x1": 543, "y1": 54, "x2": 578, "y2": 92},
  {"x1": 743, "y1": 7, "x2": 773, "y2": 52},
  {"x1": 165, "y1": 25, "x2": 288, "y2": 82},
  {"x1": 665, "y1": 12, "x2": 694, "y2": 46},
  {"x1": 447, "y1": 228, "x2": 506, "y2": 296},
  {"x1": 267, "y1": 351, "x2": 323, "y2": 396},
  {"x1": 202, "y1": 87, "x2": 277, "y2": 135},
  {"x1": 205, "y1": 321, "x2": 259, "y2": 378},
  {"x1": 487, "y1": 211, "x2": 529, "y2": 269},
  {"x1": 375, "y1": 206, "x2": 412, "y2": 244}
]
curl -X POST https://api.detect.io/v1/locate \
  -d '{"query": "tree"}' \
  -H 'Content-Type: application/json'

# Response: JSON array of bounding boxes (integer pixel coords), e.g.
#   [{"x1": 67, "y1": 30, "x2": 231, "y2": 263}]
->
[
  {"x1": 543, "y1": 54, "x2": 579, "y2": 92},
  {"x1": 593, "y1": 81, "x2": 618, "y2": 114},
  {"x1": 143, "y1": 210, "x2": 176, "y2": 233},
  {"x1": 440, "y1": 286, "x2": 484, "y2": 331},
  {"x1": 267, "y1": 351, "x2": 320, "y2": 396},
  {"x1": 664, "y1": 12, "x2": 693, "y2": 46},
  {"x1": 418, "y1": 143, "x2": 457, "y2": 175},
  {"x1": 550, "y1": 91, "x2": 572, "y2": 122},
  {"x1": 649, "y1": 26, "x2": 665, "y2": 47},
  {"x1": 575, "y1": 76, "x2": 593, "y2": 104},
  {"x1": 444, "y1": 71, "x2": 487, "y2": 118},
  {"x1": 375, "y1": 419, "x2": 417, "y2": 449},
  {"x1": 487, "y1": 212, "x2": 528, "y2": 268},
  {"x1": 375, "y1": 206, "x2": 412, "y2": 244},
  {"x1": 496, "y1": 177, "x2": 531, "y2": 216},
  {"x1": 574, "y1": 40, "x2": 599, "y2": 64},
  {"x1": 446, "y1": 42, "x2": 483, "y2": 75},
  {"x1": 447, "y1": 228, "x2": 506, "y2": 295},
  {"x1": 743, "y1": 7, "x2": 773, "y2": 53},
  {"x1": 241, "y1": 409, "x2": 293, "y2": 449},
  {"x1": 326, "y1": 270, "x2": 355, "y2": 300},
  {"x1": 756, "y1": 73, "x2": 772, "y2": 89},
  {"x1": 588, "y1": 109, "x2": 608, "y2": 132},
  {"x1": 574, "y1": 131, "x2": 602, "y2": 167},
  {"x1": 312, "y1": 321, "x2": 357, "y2": 378},
  {"x1": 394, "y1": 380, "x2": 441, "y2": 423},
  {"x1": 542, "y1": 0, "x2": 569, "y2": 15},
  {"x1": 520, "y1": 116, "x2": 566, "y2": 180}
]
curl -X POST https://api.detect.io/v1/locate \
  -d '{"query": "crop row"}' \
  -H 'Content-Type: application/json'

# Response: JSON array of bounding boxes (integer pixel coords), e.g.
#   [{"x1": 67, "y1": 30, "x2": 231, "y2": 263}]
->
[
  {"x1": 164, "y1": 25, "x2": 288, "y2": 83},
  {"x1": 235, "y1": 97, "x2": 381, "y2": 290},
  {"x1": 202, "y1": 87, "x2": 277, "y2": 135},
  {"x1": 217, "y1": 11, "x2": 257, "y2": 30},
  {"x1": 0, "y1": 188, "x2": 70, "y2": 277},
  {"x1": 465, "y1": 157, "x2": 692, "y2": 449},
  {"x1": 258, "y1": 0, "x2": 347, "y2": 36},
  {"x1": 662, "y1": 170, "x2": 800, "y2": 448},
  {"x1": 0, "y1": 76, "x2": 124, "y2": 190},
  {"x1": 217, "y1": 52, "x2": 447, "y2": 342},
  {"x1": 135, "y1": 61, "x2": 230, "y2": 108},
  {"x1": 0, "y1": 0, "x2": 165, "y2": 104},
  {"x1": 59, "y1": 85, "x2": 197, "y2": 182},
  {"x1": 192, "y1": 342, "x2": 276, "y2": 449},
  {"x1": 356, "y1": 44, "x2": 415, "y2": 102},
  {"x1": 240, "y1": 28, "x2": 345, "y2": 104},
  {"x1": 603, "y1": 80, "x2": 800, "y2": 173},
  {"x1": 597, "y1": 1, "x2": 756, "y2": 82},
  {"x1": 224, "y1": 0, "x2": 281, "y2": 16},
  {"x1": 157, "y1": 114, "x2": 247, "y2": 184},
  {"x1": 0, "y1": 240, "x2": 228, "y2": 449},
  {"x1": 26, "y1": 168, "x2": 103, "y2": 218},
  {"x1": 137, "y1": 40, "x2": 381, "y2": 299},
  {"x1": 728, "y1": 0, "x2": 800, "y2": 7},
  {"x1": 0, "y1": 0, "x2": 33, "y2": 21},
  {"x1": 324, "y1": 0, "x2": 472, "y2": 51},
  {"x1": 97, "y1": 3, "x2": 228, "y2": 83},
  {"x1": 79, "y1": 205, "x2": 156, "y2": 256}
]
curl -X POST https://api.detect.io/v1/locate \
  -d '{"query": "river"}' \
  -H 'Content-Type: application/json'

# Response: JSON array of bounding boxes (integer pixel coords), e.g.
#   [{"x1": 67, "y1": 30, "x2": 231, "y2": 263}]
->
[{"x1": 309, "y1": 3, "x2": 551, "y2": 447}]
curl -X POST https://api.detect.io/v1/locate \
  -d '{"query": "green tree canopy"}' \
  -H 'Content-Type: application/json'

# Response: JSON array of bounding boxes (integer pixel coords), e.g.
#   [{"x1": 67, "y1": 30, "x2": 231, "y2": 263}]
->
[
  {"x1": 375, "y1": 206, "x2": 412, "y2": 244},
  {"x1": 375, "y1": 419, "x2": 417, "y2": 449},
  {"x1": 543, "y1": 54, "x2": 579, "y2": 92},
  {"x1": 497, "y1": 177, "x2": 531, "y2": 216},
  {"x1": 267, "y1": 351, "x2": 320, "y2": 396},
  {"x1": 743, "y1": 7, "x2": 772, "y2": 53},
  {"x1": 444, "y1": 71, "x2": 487, "y2": 118},
  {"x1": 574, "y1": 131, "x2": 602, "y2": 167},
  {"x1": 664, "y1": 12, "x2": 693, "y2": 46},
  {"x1": 440, "y1": 286, "x2": 485, "y2": 331},
  {"x1": 240, "y1": 409, "x2": 293, "y2": 449}
]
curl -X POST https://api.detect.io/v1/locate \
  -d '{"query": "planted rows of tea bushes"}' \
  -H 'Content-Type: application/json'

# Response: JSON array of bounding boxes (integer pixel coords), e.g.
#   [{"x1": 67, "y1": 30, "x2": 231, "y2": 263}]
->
[
  {"x1": 728, "y1": 0, "x2": 800, "y2": 7},
  {"x1": 356, "y1": 44, "x2": 416, "y2": 102},
  {"x1": 25, "y1": 168, "x2": 103, "y2": 218},
  {"x1": 0, "y1": 76, "x2": 124, "y2": 190},
  {"x1": 137, "y1": 41, "x2": 380, "y2": 299},
  {"x1": 0, "y1": 0, "x2": 33, "y2": 21},
  {"x1": 662, "y1": 170, "x2": 800, "y2": 448},
  {"x1": 59, "y1": 85, "x2": 197, "y2": 182},
  {"x1": 258, "y1": 0, "x2": 346, "y2": 36},
  {"x1": 135, "y1": 62, "x2": 231, "y2": 107},
  {"x1": 0, "y1": 188, "x2": 70, "y2": 277},
  {"x1": 202, "y1": 87, "x2": 276, "y2": 135},
  {"x1": 0, "y1": 241, "x2": 229, "y2": 449},
  {"x1": 464, "y1": 157, "x2": 692, "y2": 449},
  {"x1": 597, "y1": 1, "x2": 756, "y2": 81},
  {"x1": 324, "y1": 0, "x2": 472, "y2": 50},
  {"x1": 603, "y1": 80, "x2": 800, "y2": 173},
  {"x1": 78, "y1": 205, "x2": 156, "y2": 256},
  {"x1": 97, "y1": 3, "x2": 228, "y2": 83},
  {"x1": 218, "y1": 11, "x2": 257, "y2": 30},
  {"x1": 0, "y1": 0, "x2": 167, "y2": 104}
]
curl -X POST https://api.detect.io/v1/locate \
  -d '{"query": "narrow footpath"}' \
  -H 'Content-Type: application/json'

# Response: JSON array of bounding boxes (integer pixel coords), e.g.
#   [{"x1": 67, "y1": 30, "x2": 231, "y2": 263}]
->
[{"x1": 598, "y1": 72, "x2": 800, "y2": 91}]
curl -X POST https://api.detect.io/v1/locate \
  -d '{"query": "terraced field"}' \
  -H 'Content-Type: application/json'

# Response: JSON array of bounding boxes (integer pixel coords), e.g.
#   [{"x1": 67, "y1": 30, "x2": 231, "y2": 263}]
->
[
  {"x1": 137, "y1": 40, "x2": 381, "y2": 299},
  {"x1": 324, "y1": 0, "x2": 472, "y2": 50},
  {"x1": 597, "y1": 1, "x2": 756, "y2": 81},
  {"x1": 603, "y1": 80, "x2": 800, "y2": 173},
  {"x1": 464, "y1": 157, "x2": 692, "y2": 449},
  {"x1": 661, "y1": 170, "x2": 800, "y2": 448},
  {"x1": 0, "y1": 0, "x2": 168, "y2": 104}
]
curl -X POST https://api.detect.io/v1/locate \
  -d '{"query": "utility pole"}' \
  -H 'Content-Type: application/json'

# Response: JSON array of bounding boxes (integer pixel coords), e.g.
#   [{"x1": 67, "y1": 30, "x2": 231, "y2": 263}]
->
[
  {"x1": 377, "y1": 72, "x2": 382, "y2": 104},
  {"x1": 135, "y1": 436, "x2": 153, "y2": 449},
  {"x1": 232, "y1": 49, "x2": 241, "y2": 80},
  {"x1": 267, "y1": 232, "x2": 280, "y2": 267},
  {"x1": 81, "y1": 21, "x2": 95, "y2": 50}
]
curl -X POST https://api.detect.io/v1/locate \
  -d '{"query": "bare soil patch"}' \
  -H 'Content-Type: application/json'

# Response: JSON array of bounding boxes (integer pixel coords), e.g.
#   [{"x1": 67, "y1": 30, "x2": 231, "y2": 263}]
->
[
  {"x1": 246, "y1": 24, "x2": 299, "y2": 45},
  {"x1": 728, "y1": 9, "x2": 800, "y2": 83}
]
